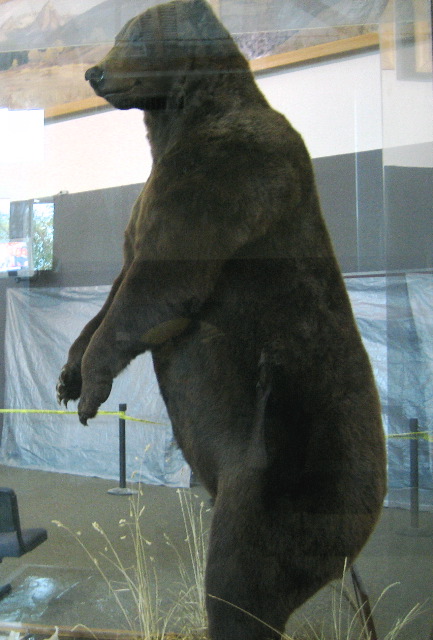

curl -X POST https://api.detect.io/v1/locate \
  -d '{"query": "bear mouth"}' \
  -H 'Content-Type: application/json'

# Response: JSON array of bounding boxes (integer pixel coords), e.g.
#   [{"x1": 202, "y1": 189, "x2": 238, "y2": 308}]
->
[
  {"x1": 101, "y1": 80, "x2": 139, "y2": 100},
  {"x1": 94, "y1": 77, "x2": 174, "y2": 111},
  {"x1": 97, "y1": 81, "x2": 143, "y2": 109},
  {"x1": 103, "y1": 87, "x2": 171, "y2": 111}
]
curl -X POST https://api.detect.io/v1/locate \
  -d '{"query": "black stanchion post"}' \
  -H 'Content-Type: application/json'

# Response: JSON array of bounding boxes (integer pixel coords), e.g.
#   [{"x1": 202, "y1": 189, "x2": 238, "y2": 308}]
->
[
  {"x1": 399, "y1": 417, "x2": 433, "y2": 536},
  {"x1": 409, "y1": 417, "x2": 419, "y2": 529},
  {"x1": 108, "y1": 403, "x2": 138, "y2": 496},
  {"x1": 119, "y1": 402, "x2": 127, "y2": 489}
]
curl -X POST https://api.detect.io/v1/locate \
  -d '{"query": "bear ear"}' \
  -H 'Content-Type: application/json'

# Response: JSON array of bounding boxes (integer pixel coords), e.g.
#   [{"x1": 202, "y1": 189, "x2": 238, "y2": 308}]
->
[
  {"x1": 184, "y1": 0, "x2": 226, "y2": 38},
  {"x1": 188, "y1": 0, "x2": 214, "y2": 16}
]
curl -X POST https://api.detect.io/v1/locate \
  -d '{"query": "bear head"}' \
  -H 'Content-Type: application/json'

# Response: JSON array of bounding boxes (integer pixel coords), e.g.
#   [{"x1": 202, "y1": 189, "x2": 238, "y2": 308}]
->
[{"x1": 85, "y1": 0, "x2": 247, "y2": 111}]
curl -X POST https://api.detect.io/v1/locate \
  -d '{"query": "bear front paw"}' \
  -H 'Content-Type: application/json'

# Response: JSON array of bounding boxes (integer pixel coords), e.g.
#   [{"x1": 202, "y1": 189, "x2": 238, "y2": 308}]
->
[
  {"x1": 77, "y1": 377, "x2": 113, "y2": 425},
  {"x1": 77, "y1": 397, "x2": 98, "y2": 426},
  {"x1": 56, "y1": 363, "x2": 82, "y2": 406}
]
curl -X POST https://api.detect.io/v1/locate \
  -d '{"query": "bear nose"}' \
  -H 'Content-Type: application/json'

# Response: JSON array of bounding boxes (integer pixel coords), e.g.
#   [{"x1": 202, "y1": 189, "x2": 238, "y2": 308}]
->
[{"x1": 85, "y1": 65, "x2": 105, "y2": 89}]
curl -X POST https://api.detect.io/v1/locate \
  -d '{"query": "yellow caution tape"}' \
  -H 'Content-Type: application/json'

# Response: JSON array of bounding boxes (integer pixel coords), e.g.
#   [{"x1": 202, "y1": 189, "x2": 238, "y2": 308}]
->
[
  {"x1": 387, "y1": 431, "x2": 431, "y2": 442},
  {"x1": 0, "y1": 409, "x2": 431, "y2": 440},
  {"x1": 0, "y1": 408, "x2": 167, "y2": 427}
]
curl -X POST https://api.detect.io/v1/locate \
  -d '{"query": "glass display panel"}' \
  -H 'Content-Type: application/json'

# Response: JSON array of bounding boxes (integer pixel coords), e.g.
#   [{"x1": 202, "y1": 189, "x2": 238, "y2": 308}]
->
[{"x1": 0, "y1": 1, "x2": 432, "y2": 637}]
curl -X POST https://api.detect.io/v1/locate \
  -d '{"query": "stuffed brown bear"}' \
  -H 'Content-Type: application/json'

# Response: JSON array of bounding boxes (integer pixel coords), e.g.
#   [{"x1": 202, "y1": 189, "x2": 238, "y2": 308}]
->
[{"x1": 57, "y1": 1, "x2": 386, "y2": 638}]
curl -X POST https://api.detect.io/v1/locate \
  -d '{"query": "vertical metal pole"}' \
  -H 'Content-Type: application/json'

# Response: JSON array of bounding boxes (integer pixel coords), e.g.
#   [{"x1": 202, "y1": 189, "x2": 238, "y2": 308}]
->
[
  {"x1": 119, "y1": 403, "x2": 127, "y2": 489},
  {"x1": 108, "y1": 403, "x2": 137, "y2": 495},
  {"x1": 409, "y1": 417, "x2": 419, "y2": 529},
  {"x1": 399, "y1": 420, "x2": 432, "y2": 537}
]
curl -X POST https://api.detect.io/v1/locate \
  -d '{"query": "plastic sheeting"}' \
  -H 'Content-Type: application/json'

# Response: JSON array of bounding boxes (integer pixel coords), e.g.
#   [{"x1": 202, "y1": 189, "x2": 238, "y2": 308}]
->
[
  {"x1": 1, "y1": 278, "x2": 432, "y2": 505},
  {"x1": 1, "y1": 286, "x2": 190, "y2": 487},
  {"x1": 406, "y1": 274, "x2": 433, "y2": 471},
  {"x1": 346, "y1": 275, "x2": 433, "y2": 509},
  {"x1": 345, "y1": 276, "x2": 388, "y2": 430}
]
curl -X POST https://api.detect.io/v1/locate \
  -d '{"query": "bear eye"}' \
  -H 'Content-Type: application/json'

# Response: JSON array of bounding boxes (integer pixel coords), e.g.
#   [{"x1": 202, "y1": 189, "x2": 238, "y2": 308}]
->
[
  {"x1": 132, "y1": 38, "x2": 147, "y2": 56},
  {"x1": 116, "y1": 29, "x2": 147, "y2": 55},
  {"x1": 130, "y1": 30, "x2": 143, "y2": 44}
]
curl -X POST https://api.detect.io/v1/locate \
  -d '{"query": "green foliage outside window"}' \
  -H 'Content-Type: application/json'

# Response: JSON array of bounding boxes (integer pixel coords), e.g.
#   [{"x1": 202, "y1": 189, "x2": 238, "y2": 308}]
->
[{"x1": 32, "y1": 202, "x2": 54, "y2": 271}]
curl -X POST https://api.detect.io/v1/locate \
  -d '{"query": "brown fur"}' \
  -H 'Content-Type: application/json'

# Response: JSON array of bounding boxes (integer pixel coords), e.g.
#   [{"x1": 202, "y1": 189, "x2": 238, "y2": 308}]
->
[{"x1": 57, "y1": 1, "x2": 386, "y2": 638}]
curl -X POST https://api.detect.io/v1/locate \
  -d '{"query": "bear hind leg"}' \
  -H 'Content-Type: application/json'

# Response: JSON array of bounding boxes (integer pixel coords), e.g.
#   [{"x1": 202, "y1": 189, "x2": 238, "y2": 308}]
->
[{"x1": 205, "y1": 495, "x2": 320, "y2": 640}]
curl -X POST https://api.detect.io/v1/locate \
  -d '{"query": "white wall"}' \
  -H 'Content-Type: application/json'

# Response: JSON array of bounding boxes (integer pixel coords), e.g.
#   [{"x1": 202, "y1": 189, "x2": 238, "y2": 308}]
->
[
  {"x1": 0, "y1": 48, "x2": 431, "y2": 201},
  {"x1": 0, "y1": 108, "x2": 153, "y2": 201},
  {"x1": 381, "y1": 67, "x2": 433, "y2": 168},
  {"x1": 257, "y1": 50, "x2": 382, "y2": 158}
]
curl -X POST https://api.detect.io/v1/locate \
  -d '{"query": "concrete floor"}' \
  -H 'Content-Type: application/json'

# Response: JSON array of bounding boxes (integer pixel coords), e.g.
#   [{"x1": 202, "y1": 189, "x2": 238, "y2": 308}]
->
[{"x1": 0, "y1": 464, "x2": 432, "y2": 639}]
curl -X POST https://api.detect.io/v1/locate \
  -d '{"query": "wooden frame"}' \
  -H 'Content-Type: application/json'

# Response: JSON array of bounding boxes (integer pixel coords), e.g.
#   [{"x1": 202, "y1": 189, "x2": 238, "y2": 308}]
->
[
  {"x1": 0, "y1": 0, "x2": 383, "y2": 121},
  {"x1": 249, "y1": 32, "x2": 379, "y2": 73},
  {"x1": 1, "y1": 0, "x2": 430, "y2": 122}
]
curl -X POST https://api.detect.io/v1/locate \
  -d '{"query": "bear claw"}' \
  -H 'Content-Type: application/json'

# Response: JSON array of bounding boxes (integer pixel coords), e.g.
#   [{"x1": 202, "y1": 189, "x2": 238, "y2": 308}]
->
[
  {"x1": 77, "y1": 399, "x2": 99, "y2": 426},
  {"x1": 56, "y1": 364, "x2": 82, "y2": 406}
]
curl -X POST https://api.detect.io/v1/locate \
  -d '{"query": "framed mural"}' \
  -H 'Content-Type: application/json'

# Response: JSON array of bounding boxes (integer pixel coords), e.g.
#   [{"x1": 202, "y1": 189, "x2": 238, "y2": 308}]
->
[{"x1": 1, "y1": 0, "x2": 422, "y2": 121}]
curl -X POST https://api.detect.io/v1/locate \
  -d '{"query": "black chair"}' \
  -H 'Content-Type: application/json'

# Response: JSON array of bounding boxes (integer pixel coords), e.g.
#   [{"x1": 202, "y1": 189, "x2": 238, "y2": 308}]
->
[{"x1": 0, "y1": 487, "x2": 48, "y2": 599}]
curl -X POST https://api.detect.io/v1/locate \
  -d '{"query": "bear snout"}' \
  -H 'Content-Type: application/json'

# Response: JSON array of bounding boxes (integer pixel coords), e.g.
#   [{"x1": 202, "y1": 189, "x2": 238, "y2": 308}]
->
[{"x1": 85, "y1": 65, "x2": 105, "y2": 91}]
